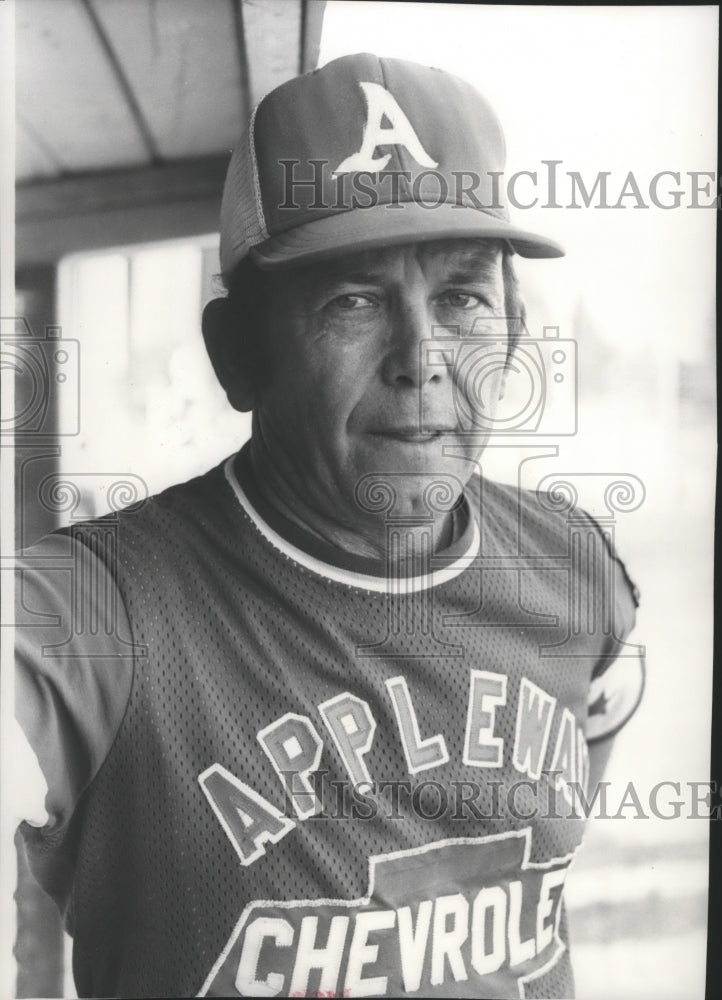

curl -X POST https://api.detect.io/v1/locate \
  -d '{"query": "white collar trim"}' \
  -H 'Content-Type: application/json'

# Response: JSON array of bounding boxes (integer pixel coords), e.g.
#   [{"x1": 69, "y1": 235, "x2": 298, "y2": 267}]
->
[{"x1": 224, "y1": 455, "x2": 480, "y2": 594}]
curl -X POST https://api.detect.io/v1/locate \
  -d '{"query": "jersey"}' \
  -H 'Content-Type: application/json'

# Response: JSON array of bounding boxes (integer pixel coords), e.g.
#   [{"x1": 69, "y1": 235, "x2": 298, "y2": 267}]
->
[{"x1": 15, "y1": 446, "x2": 643, "y2": 999}]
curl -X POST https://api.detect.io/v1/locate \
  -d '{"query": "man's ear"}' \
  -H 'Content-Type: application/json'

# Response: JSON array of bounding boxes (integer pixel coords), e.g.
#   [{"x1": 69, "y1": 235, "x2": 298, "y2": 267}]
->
[{"x1": 201, "y1": 298, "x2": 256, "y2": 412}]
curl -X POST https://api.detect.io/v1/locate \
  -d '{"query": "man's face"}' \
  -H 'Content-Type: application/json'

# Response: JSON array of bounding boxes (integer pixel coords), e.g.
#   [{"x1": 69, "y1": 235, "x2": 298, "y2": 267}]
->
[{"x1": 256, "y1": 238, "x2": 508, "y2": 529}]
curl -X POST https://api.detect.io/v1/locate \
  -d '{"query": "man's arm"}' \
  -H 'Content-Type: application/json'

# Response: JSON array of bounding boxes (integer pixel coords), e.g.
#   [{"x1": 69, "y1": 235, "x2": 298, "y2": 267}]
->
[
  {"x1": 582, "y1": 517, "x2": 644, "y2": 790},
  {"x1": 10, "y1": 717, "x2": 49, "y2": 828},
  {"x1": 587, "y1": 732, "x2": 616, "y2": 795},
  {"x1": 15, "y1": 533, "x2": 134, "y2": 830}
]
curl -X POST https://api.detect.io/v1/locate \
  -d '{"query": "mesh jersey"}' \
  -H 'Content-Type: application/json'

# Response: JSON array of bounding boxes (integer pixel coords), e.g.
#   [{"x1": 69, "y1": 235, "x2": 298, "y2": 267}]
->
[{"x1": 18, "y1": 450, "x2": 642, "y2": 999}]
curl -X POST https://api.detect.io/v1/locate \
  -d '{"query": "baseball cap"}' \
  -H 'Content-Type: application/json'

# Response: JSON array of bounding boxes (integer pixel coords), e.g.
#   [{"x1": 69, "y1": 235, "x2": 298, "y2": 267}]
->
[{"x1": 220, "y1": 53, "x2": 564, "y2": 275}]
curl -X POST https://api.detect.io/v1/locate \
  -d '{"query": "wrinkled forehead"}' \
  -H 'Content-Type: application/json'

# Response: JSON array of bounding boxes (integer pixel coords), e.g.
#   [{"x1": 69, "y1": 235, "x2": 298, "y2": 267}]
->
[{"x1": 289, "y1": 238, "x2": 504, "y2": 286}]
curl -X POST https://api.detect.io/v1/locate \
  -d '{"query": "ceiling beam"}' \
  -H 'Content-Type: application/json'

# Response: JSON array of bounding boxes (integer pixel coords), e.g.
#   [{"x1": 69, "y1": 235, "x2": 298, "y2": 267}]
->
[
  {"x1": 231, "y1": 0, "x2": 252, "y2": 121},
  {"x1": 79, "y1": 0, "x2": 161, "y2": 164},
  {"x1": 301, "y1": 0, "x2": 326, "y2": 73},
  {"x1": 16, "y1": 156, "x2": 229, "y2": 265},
  {"x1": 16, "y1": 0, "x2": 327, "y2": 265}
]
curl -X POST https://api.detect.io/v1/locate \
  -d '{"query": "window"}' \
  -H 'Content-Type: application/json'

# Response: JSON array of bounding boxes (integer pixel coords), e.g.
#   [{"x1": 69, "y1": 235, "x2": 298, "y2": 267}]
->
[{"x1": 57, "y1": 236, "x2": 249, "y2": 519}]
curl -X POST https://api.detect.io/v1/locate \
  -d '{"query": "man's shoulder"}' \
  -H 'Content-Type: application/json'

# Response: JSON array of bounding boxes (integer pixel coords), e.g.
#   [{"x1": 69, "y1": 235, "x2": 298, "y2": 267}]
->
[
  {"x1": 121, "y1": 456, "x2": 232, "y2": 522},
  {"x1": 72, "y1": 456, "x2": 235, "y2": 537},
  {"x1": 45, "y1": 456, "x2": 243, "y2": 586},
  {"x1": 468, "y1": 472, "x2": 636, "y2": 573},
  {"x1": 467, "y1": 472, "x2": 577, "y2": 542},
  {"x1": 467, "y1": 472, "x2": 639, "y2": 610}
]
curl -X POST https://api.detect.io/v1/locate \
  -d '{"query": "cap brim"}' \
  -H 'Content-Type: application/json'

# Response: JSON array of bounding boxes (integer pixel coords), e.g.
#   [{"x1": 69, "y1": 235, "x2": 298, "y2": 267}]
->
[{"x1": 249, "y1": 202, "x2": 563, "y2": 269}]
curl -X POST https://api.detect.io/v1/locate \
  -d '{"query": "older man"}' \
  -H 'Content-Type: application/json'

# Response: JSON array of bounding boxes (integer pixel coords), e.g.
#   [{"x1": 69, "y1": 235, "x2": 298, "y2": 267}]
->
[{"x1": 16, "y1": 54, "x2": 642, "y2": 998}]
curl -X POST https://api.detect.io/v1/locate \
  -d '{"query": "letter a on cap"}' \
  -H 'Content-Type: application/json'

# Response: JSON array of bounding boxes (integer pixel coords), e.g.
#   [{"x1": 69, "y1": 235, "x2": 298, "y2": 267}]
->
[{"x1": 333, "y1": 82, "x2": 439, "y2": 176}]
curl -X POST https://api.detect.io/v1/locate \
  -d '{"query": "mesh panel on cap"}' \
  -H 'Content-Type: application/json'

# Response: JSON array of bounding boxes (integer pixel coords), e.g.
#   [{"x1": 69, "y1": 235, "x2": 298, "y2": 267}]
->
[{"x1": 220, "y1": 104, "x2": 268, "y2": 277}]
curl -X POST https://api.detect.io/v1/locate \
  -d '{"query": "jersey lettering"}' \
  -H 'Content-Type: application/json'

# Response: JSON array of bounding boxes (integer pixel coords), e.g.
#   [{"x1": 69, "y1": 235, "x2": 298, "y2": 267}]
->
[
  {"x1": 513, "y1": 679, "x2": 556, "y2": 780},
  {"x1": 464, "y1": 670, "x2": 507, "y2": 767},
  {"x1": 430, "y1": 892, "x2": 468, "y2": 985},
  {"x1": 397, "y1": 901, "x2": 432, "y2": 992},
  {"x1": 346, "y1": 910, "x2": 397, "y2": 996},
  {"x1": 288, "y1": 916, "x2": 349, "y2": 996},
  {"x1": 319, "y1": 692, "x2": 377, "y2": 787},
  {"x1": 235, "y1": 917, "x2": 291, "y2": 997},
  {"x1": 199, "y1": 831, "x2": 575, "y2": 998},
  {"x1": 471, "y1": 885, "x2": 506, "y2": 975},
  {"x1": 257, "y1": 713, "x2": 323, "y2": 819},
  {"x1": 508, "y1": 880, "x2": 536, "y2": 965},
  {"x1": 198, "y1": 764, "x2": 295, "y2": 866},
  {"x1": 200, "y1": 673, "x2": 589, "y2": 869},
  {"x1": 386, "y1": 676, "x2": 449, "y2": 774}
]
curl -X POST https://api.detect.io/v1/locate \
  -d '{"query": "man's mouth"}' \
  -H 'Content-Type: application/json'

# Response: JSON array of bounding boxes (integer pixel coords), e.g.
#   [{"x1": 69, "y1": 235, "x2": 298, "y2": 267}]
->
[{"x1": 371, "y1": 427, "x2": 450, "y2": 443}]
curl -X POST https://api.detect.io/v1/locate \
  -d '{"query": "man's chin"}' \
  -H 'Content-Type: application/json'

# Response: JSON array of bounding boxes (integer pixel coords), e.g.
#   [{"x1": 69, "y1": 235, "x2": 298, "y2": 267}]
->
[
  {"x1": 359, "y1": 436, "x2": 481, "y2": 477},
  {"x1": 352, "y1": 467, "x2": 469, "y2": 522}
]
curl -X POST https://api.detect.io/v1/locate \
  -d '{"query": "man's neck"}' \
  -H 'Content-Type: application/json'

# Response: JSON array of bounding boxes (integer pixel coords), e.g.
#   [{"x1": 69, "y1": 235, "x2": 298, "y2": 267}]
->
[{"x1": 246, "y1": 436, "x2": 457, "y2": 565}]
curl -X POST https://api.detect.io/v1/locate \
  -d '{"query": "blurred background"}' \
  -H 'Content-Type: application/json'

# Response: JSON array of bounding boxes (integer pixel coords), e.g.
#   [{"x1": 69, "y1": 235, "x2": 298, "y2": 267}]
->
[{"x1": 9, "y1": 2, "x2": 716, "y2": 997}]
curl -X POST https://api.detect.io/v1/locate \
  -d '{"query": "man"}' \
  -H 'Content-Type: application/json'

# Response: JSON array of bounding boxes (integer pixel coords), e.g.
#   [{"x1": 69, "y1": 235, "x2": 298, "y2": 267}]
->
[{"x1": 16, "y1": 53, "x2": 643, "y2": 998}]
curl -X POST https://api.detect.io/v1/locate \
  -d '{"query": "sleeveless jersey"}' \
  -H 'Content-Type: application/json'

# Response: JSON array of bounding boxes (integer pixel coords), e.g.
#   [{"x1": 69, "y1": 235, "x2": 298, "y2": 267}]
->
[{"x1": 18, "y1": 449, "x2": 642, "y2": 999}]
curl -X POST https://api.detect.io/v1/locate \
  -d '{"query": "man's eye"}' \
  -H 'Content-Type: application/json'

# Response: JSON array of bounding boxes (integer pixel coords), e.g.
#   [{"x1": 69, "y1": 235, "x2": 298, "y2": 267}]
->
[
  {"x1": 438, "y1": 291, "x2": 485, "y2": 309},
  {"x1": 330, "y1": 294, "x2": 376, "y2": 310}
]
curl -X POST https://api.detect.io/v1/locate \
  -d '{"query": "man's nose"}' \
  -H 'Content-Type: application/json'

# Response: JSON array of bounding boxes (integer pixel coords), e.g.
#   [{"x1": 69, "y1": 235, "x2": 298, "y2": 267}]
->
[{"x1": 381, "y1": 298, "x2": 446, "y2": 388}]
